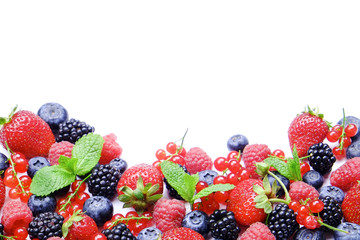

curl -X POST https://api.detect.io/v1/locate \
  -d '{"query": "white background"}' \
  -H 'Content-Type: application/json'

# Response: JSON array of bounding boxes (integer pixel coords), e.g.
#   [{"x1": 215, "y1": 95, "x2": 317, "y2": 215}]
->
[{"x1": 1, "y1": 1, "x2": 360, "y2": 239}]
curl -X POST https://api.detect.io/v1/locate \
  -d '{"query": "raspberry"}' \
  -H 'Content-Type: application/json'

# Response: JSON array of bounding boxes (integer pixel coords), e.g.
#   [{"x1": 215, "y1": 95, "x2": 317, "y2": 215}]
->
[
  {"x1": 99, "y1": 133, "x2": 123, "y2": 165},
  {"x1": 0, "y1": 177, "x2": 5, "y2": 210},
  {"x1": 242, "y1": 144, "x2": 272, "y2": 179},
  {"x1": 184, "y1": 147, "x2": 213, "y2": 175},
  {"x1": 1, "y1": 200, "x2": 33, "y2": 235},
  {"x1": 289, "y1": 181, "x2": 319, "y2": 202},
  {"x1": 48, "y1": 141, "x2": 74, "y2": 165},
  {"x1": 330, "y1": 157, "x2": 360, "y2": 191},
  {"x1": 240, "y1": 222, "x2": 276, "y2": 240},
  {"x1": 152, "y1": 198, "x2": 186, "y2": 233}
]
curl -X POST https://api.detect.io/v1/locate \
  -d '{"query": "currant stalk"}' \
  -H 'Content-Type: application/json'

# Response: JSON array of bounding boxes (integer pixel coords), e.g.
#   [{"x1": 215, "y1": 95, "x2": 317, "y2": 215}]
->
[{"x1": 5, "y1": 142, "x2": 27, "y2": 195}]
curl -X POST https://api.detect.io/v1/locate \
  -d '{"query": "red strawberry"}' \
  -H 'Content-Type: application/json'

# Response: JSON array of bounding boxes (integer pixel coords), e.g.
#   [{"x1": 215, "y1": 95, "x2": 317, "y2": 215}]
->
[
  {"x1": 99, "y1": 133, "x2": 123, "y2": 165},
  {"x1": 161, "y1": 227, "x2": 205, "y2": 240},
  {"x1": 0, "y1": 177, "x2": 5, "y2": 210},
  {"x1": 239, "y1": 222, "x2": 276, "y2": 240},
  {"x1": 288, "y1": 107, "x2": 329, "y2": 158},
  {"x1": 1, "y1": 200, "x2": 33, "y2": 234},
  {"x1": 330, "y1": 157, "x2": 360, "y2": 191},
  {"x1": 242, "y1": 144, "x2": 271, "y2": 179},
  {"x1": 152, "y1": 198, "x2": 186, "y2": 232},
  {"x1": 184, "y1": 147, "x2": 213, "y2": 174},
  {"x1": 288, "y1": 181, "x2": 319, "y2": 202},
  {"x1": 226, "y1": 178, "x2": 267, "y2": 226},
  {"x1": 342, "y1": 181, "x2": 360, "y2": 224},
  {"x1": 0, "y1": 107, "x2": 55, "y2": 159},
  {"x1": 63, "y1": 211, "x2": 99, "y2": 240}
]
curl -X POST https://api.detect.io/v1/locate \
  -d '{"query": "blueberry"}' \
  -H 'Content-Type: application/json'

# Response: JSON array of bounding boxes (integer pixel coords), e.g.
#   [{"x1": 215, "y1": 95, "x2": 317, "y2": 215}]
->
[
  {"x1": 227, "y1": 134, "x2": 249, "y2": 152},
  {"x1": 137, "y1": 227, "x2": 162, "y2": 240},
  {"x1": 109, "y1": 158, "x2": 128, "y2": 174},
  {"x1": 27, "y1": 156, "x2": 51, "y2": 178},
  {"x1": 27, "y1": 194, "x2": 57, "y2": 216},
  {"x1": 181, "y1": 210, "x2": 209, "y2": 237},
  {"x1": 294, "y1": 227, "x2": 325, "y2": 240},
  {"x1": 0, "y1": 153, "x2": 9, "y2": 178},
  {"x1": 267, "y1": 171, "x2": 290, "y2": 197},
  {"x1": 37, "y1": 102, "x2": 68, "y2": 134},
  {"x1": 83, "y1": 196, "x2": 113, "y2": 226},
  {"x1": 347, "y1": 140, "x2": 360, "y2": 159},
  {"x1": 334, "y1": 222, "x2": 360, "y2": 240},
  {"x1": 302, "y1": 170, "x2": 324, "y2": 189},
  {"x1": 198, "y1": 170, "x2": 218, "y2": 186},
  {"x1": 338, "y1": 116, "x2": 360, "y2": 142},
  {"x1": 318, "y1": 186, "x2": 345, "y2": 204}
]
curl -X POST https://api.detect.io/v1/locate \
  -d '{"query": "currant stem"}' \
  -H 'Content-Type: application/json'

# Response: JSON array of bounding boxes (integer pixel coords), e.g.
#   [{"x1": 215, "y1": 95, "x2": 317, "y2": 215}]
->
[
  {"x1": 108, "y1": 215, "x2": 153, "y2": 229},
  {"x1": 339, "y1": 108, "x2": 347, "y2": 150},
  {"x1": 5, "y1": 142, "x2": 26, "y2": 195},
  {"x1": 267, "y1": 171, "x2": 291, "y2": 204},
  {"x1": 175, "y1": 128, "x2": 188, "y2": 154},
  {"x1": 316, "y1": 218, "x2": 348, "y2": 234}
]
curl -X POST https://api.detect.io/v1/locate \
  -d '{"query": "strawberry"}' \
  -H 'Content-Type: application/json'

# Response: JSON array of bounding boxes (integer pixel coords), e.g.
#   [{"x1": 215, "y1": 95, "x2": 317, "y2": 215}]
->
[
  {"x1": 0, "y1": 177, "x2": 5, "y2": 210},
  {"x1": 63, "y1": 210, "x2": 99, "y2": 240},
  {"x1": 226, "y1": 178, "x2": 267, "y2": 226},
  {"x1": 288, "y1": 107, "x2": 329, "y2": 158},
  {"x1": 0, "y1": 107, "x2": 55, "y2": 159},
  {"x1": 330, "y1": 157, "x2": 360, "y2": 191},
  {"x1": 152, "y1": 198, "x2": 186, "y2": 232},
  {"x1": 161, "y1": 227, "x2": 205, "y2": 240},
  {"x1": 342, "y1": 181, "x2": 360, "y2": 224}
]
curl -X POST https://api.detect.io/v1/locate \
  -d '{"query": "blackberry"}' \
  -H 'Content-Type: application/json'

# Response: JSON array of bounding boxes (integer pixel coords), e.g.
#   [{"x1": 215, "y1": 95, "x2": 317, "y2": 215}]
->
[
  {"x1": 164, "y1": 165, "x2": 190, "y2": 200},
  {"x1": 102, "y1": 222, "x2": 136, "y2": 240},
  {"x1": 28, "y1": 211, "x2": 64, "y2": 240},
  {"x1": 208, "y1": 209, "x2": 240, "y2": 240},
  {"x1": 0, "y1": 223, "x2": 3, "y2": 236},
  {"x1": 307, "y1": 143, "x2": 336, "y2": 175},
  {"x1": 56, "y1": 118, "x2": 95, "y2": 143},
  {"x1": 318, "y1": 196, "x2": 343, "y2": 232},
  {"x1": 88, "y1": 164, "x2": 121, "y2": 199},
  {"x1": 267, "y1": 203, "x2": 299, "y2": 240}
]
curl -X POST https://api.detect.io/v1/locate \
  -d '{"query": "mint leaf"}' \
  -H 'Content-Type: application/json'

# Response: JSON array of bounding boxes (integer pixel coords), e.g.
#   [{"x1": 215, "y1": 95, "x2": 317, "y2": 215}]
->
[
  {"x1": 30, "y1": 165, "x2": 76, "y2": 196},
  {"x1": 287, "y1": 146, "x2": 302, "y2": 181},
  {"x1": 264, "y1": 157, "x2": 292, "y2": 179},
  {"x1": 72, "y1": 133, "x2": 104, "y2": 176},
  {"x1": 192, "y1": 183, "x2": 235, "y2": 201},
  {"x1": 184, "y1": 173, "x2": 199, "y2": 201},
  {"x1": 58, "y1": 155, "x2": 78, "y2": 173}
]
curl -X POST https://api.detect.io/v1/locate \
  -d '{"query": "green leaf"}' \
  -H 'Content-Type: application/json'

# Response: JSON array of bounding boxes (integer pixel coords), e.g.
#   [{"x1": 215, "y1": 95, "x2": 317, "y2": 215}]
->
[
  {"x1": 287, "y1": 146, "x2": 302, "y2": 181},
  {"x1": 72, "y1": 133, "x2": 104, "y2": 176},
  {"x1": 30, "y1": 165, "x2": 76, "y2": 196},
  {"x1": 183, "y1": 173, "x2": 199, "y2": 201},
  {"x1": 58, "y1": 155, "x2": 78, "y2": 173},
  {"x1": 192, "y1": 183, "x2": 235, "y2": 202},
  {"x1": 263, "y1": 201, "x2": 273, "y2": 214},
  {"x1": 264, "y1": 157, "x2": 292, "y2": 179},
  {"x1": 0, "y1": 117, "x2": 6, "y2": 125},
  {"x1": 253, "y1": 185, "x2": 265, "y2": 195},
  {"x1": 254, "y1": 194, "x2": 268, "y2": 203}
]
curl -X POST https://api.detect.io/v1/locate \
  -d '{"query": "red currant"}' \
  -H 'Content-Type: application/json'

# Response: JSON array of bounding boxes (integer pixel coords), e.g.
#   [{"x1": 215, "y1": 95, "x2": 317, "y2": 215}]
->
[
  {"x1": 333, "y1": 146, "x2": 346, "y2": 160},
  {"x1": 300, "y1": 161, "x2": 311, "y2": 176},
  {"x1": 19, "y1": 175, "x2": 32, "y2": 188},
  {"x1": 4, "y1": 172, "x2": 18, "y2": 188},
  {"x1": 345, "y1": 123, "x2": 358, "y2": 137},
  {"x1": 326, "y1": 130, "x2": 341, "y2": 142},
  {"x1": 196, "y1": 181, "x2": 208, "y2": 193},
  {"x1": 340, "y1": 136, "x2": 352, "y2": 148},
  {"x1": 19, "y1": 188, "x2": 32, "y2": 203},
  {"x1": 227, "y1": 151, "x2": 240, "y2": 160},
  {"x1": 332, "y1": 124, "x2": 343, "y2": 132},
  {"x1": 11, "y1": 152, "x2": 28, "y2": 173},
  {"x1": 214, "y1": 157, "x2": 228, "y2": 172},
  {"x1": 288, "y1": 201, "x2": 301, "y2": 212},
  {"x1": 297, "y1": 205, "x2": 310, "y2": 217},
  {"x1": 214, "y1": 191, "x2": 229, "y2": 204},
  {"x1": 71, "y1": 179, "x2": 87, "y2": 193},
  {"x1": 169, "y1": 155, "x2": 185, "y2": 165},
  {"x1": 213, "y1": 175, "x2": 227, "y2": 185},
  {"x1": 166, "y1": 142, "x2": 177, "y2": 154},
  {"x1": 155, "y1": 149, "x2": 167, "y2": 160},
  {"x1": 303, "y1": 215, "x2": 318, "y2": 229},
  {"x1": 9, "y1": 187, "x2": 20, "y2": 199},
  {"x1": 13, "y1": 227, "x2": 28, "y2": 240},
  {"x1": 177, "y1": 146, "x2": 187, "y2": 157},
  {"x1": 308, "y1": 199, "x2": 324, "y2": 213},
  {"x1": 74, "y1": 192, "x2": 90, "y2": 205},
  {"x1": 227, "y1": 159, "x2": 241, "y2": 173},
  {"x1": 272, "y1": 149, "x2": 285, "y2": 159},
  {"x1": 92, "y1": 232, "x2": 107, "y2": 240}
]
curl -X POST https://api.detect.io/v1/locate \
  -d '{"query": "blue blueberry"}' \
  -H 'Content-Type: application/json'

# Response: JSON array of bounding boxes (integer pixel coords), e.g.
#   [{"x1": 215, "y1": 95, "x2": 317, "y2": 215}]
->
[
  {"x1": 137, "y1": 227, "x2": 162, "y2": 240},
  {"x1": 347, "y1": 140, "x2": 360, "y2": 159},
  {"x1": 338, "y1": 116, "x2": 360, "y2": 142},
  {"x1": 0, "y1": 153, "x2": 9, "y2": 178},
  {"x1": 83, "y1": 196, "x2": 113, "y2": 226},
  {"x1": 27, "y1": 156, "x2": 51, "y2": 178},
  {"x1": 294, "y1": 227, "x2": 325, "y2": 240},
  {"x1": 181, "y1": 210, "x2": 209, "y2": 237},
  {"x1": 109, "y1": 158, "x2": 128, "y2": 174},
  {"x1": 318, "y1": 186, "x2": 345, "y2": 204},
  {"x1": 302, "y1": 170, "x2": 324, "y2": 189},
  {"x1": 334, "y1": 222, "x2": 360, "y2": 240},
  {"x1": 227, "y1": 134, "x2": 249, "y2": 152},
  {"x1": 267, "y1": 171, "x2": 290, "y2": 197},
  {"x1": 37, "y1": 102, "x2": 68, "y2": 134},
  {"x1": 28, "y1": 194, "x2": 57, "y2": 216},
  {"x1": 198, "y1": 170, "x2": 218, "y2": 186}
]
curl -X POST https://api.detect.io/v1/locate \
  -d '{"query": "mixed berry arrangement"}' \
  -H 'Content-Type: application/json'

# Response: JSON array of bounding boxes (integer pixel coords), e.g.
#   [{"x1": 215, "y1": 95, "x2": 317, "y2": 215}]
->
[{"x1": 0, "y1": 103, "x2": 359, "y2": 240}]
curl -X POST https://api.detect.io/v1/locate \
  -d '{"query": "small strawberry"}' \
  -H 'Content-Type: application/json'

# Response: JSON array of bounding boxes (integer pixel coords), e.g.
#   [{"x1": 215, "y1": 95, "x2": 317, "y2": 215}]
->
[
  {"x1": 152, "y1": 198, "x2": 186, "y2": 233},
  {"x1": 342, "y1": 181, "x2": 360, "y2": 224},
  {"x1": 242, "y1": 144, "x2": 272, "y2": 179},
  {"x1": 0, "y1": 106, "x2": 55, "y2": 159},
  {"x1": 184, "y1": 147, "x2": 213, "y2": 174},
  {"x1": 330, "y1": 157, "x2": 360, "y2": 191},
  {"x1": 161, "y1": 227, "x2": 205, "y2": 240},
  {"x1": 226, "y1": 178, "x2": 267, "y2": 226},
  {"x1": 0, "y1": 177, "x2": 5, "y2": 210},
  {"x1": 63, "y1": 210, "x2": 99, "y2": 240},
  {"x1": 288, "y1": 107, "x2": 329, "y2": 158},
  {"x1": 239, "y1": 222, "x2": 276, "y2": 240},
  {"x1": 288, "y1": 180, "x2": 319, "y2": 202}
]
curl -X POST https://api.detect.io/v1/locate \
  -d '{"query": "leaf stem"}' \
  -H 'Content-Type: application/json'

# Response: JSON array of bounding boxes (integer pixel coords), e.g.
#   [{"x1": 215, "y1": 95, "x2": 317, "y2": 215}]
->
[{"x1": 267, "y1": 171, "x2": 291, "y2": 204}]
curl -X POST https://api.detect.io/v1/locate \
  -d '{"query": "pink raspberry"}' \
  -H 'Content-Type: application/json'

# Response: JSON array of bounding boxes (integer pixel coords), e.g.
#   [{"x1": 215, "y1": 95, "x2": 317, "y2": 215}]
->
[
  {"x1": 152, "y1": 198, "x2": 186, "y2": 233},
  {"x1": 1, "y1": 200, "x2": 33, "y2": 235},
  {"x1": 48, "y1": 141, "x2": 74, "y2": 165},
  {"x1": 239, "y1": 222, "x2": 276, "y2": 240},
  {"x1": 330, "y1": 157, "x2": 360, "y2": 191},
  {"x1": 99, "y1": 133, "x2": 123, "y2": 165},
  {"x1": 242, "y1": 144, "x2": 271, "y2": 179},
  {"x1": 184, "y1": 147, "x2": 213, "y2": 174},
  {"x1": 289, "y1": 181, "x2": 319, "y2": 202}
]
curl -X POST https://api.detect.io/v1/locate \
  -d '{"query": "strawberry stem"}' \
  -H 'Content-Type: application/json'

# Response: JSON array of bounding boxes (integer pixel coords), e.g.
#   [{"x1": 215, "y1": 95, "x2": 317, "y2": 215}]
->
[{"x1": 267, "y1": 171, "x2": 291, "y2": 204}]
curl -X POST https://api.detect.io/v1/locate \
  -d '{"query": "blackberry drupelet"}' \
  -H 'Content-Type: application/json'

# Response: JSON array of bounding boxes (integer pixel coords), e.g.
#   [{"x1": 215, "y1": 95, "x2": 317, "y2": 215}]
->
[
  {"x1": 307, "y1": 143, "x2": 336, "y2": 175},
  {"x1": 208, "y1": 209, "x2": 240, "y2": 240},
  {"x1": 88, "y1": 164, "x2": 121, "y2": 199},
  {"x1": 28, "y1": 211, "x2": 64, "y2": 240},
  {"x1": 102, "y1": 222, "x2": 136, "y2": 240},
  {"x1": 164, "y1": 165, "x2": 190, "y2": 200},
  {"x1": 267, "y1": 203, "x2": 299, "y2": 240},
  {"x1": 318, "y1": 196, "x2": 343, "y2": 232},
  {"x1": 56, "y1": 118, "x2": 95, "y2": 143}
]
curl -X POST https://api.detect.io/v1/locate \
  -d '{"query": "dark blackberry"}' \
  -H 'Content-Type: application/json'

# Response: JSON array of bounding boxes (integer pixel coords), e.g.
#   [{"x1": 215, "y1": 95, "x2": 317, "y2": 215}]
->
[
  {"x1": 0, "y1": 223, "x2": 3, "y2": 236},
  {"x1": 267, "y1": 203, "x2": 299, "y2": 240},
  {"x1": 208, "y1": 209, "x2": 240, "y2": 240},
  {"x1": 318, "y1": 196, "x2": 343, "y2": 232},
  {"x1": 88, "y1": 164, "x2": 121, "y2": 199},
  {"x1": 56, "y1": 118, "x2": 95, "y2": 143},
  {"x1": 307, "y1": 143, "x2": 336, "y2": 175},
  {"x1": 164, "y1": 165, "x2": 190, "y2": 200},
  {"x1": 28, "y1": 211, "x2": 64, "y2": 240},
  {"x1": 102, "y1": 222, "x2": 136, "y2": 240}
]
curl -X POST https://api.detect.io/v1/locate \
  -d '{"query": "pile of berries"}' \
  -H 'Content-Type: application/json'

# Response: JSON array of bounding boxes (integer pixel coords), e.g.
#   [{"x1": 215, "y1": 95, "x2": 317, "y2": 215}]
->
[{"x1": 1, "y1": 103, "x2": 360, "y2": 240}]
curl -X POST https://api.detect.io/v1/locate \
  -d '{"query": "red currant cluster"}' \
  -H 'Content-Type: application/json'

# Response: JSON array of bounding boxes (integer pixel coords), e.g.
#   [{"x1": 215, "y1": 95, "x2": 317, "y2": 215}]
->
[
  {"x1": 0, "y1": 227, "x2": 29, "y2": 240},
  {"x1": 153, "y1": 141, "x2": 187, "y2": 175},
  {"x1": 103, "y1": 211, "x2": 153, "y2": 236},
  {"x1": 289, "y1": 199, "x2": 324, "y2": 229},
  {"x1": 326, "y1": 123, "x2": 358, "y2": 159},
  {"x1": 3, "y1": 152, "x2": 32, "y2": 202},
  {"x1": 56, "y1": 179, "x2": 90, "y2": 219}
]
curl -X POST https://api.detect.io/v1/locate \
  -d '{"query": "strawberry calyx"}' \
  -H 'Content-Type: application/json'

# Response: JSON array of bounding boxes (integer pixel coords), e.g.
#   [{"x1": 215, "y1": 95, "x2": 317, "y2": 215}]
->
[
  {"x1": 0, "y1": 105, "x2": 18, "y2": 127},
  {"x1": 303, "y1": 106, "x2": 332, "y2": 128},
  {"x1": 62, "y1": 209, "x2": 84, "y2": 238}
]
